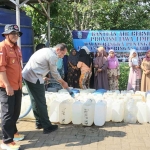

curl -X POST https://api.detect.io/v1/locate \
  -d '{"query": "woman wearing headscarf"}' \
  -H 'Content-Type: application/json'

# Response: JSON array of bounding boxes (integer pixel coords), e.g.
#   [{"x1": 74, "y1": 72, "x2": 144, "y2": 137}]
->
[
  {"x1": 63, "y1": 54, "x2": 68, "y2": 82},
  {"x1": 77, "y1": 46, "x2": 92, "y2": 89},
  {"x1": 67, "y1": 49, "x2": 80, "y2": 88},
  {"x1": 94, "y1": 49, "x2": 109, "y2": 90},
  {"x1": 127, "y1": 49, "x2": 141, "y2": 91},
  {"x1": 141, "y1": 50, "x2": 150, "y2": 92},
  {"x1": 97, "y1": 46, "x2": 107, "y2": 57},
  {"x1": 107, "y1": 49, "x2": 120, "y2": 90}
]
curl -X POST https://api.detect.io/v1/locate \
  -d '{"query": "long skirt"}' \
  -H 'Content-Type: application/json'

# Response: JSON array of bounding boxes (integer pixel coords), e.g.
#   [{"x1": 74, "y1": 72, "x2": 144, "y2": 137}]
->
[
  {"x1": 107, "y1": 68, "x2": 120, "y2": 90},
  {"x1": 67, "y1": 64, "x2": 80, "y2": 88},
  {"x1": 127, "y1": 68, "x2": 141, "y2": 91}
]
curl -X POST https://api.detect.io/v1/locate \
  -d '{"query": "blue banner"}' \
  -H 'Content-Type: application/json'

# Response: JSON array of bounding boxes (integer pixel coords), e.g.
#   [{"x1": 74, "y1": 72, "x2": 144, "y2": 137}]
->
[
  {"x1": 72, "y1": 30, "x2": 150, "y2": 52},
  {"x1": 72, "y1": 30, "x2": 150, "y2": 61}
]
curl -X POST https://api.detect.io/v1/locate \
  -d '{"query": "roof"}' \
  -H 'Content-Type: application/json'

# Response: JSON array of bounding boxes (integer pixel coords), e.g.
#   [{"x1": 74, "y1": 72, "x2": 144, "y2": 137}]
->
[
  {"x1": 0, "y1": 0, "x2": 54, "y2": 9},
  {"x1": 0, "y1": 0, "x2": 53, "y2": 3}
]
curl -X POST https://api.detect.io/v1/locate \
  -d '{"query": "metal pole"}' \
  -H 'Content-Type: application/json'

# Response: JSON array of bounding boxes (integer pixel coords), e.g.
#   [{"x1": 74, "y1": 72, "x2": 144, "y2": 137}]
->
[
  {"x1": 47, "y1": 3, "x2": 50, "y2": 46},
  {"x1": 16, "y1": 0, "x2": 21, "y2": 48},
  {"x1": 16, "y1": 0, "x2": 23, "y2": 68}
]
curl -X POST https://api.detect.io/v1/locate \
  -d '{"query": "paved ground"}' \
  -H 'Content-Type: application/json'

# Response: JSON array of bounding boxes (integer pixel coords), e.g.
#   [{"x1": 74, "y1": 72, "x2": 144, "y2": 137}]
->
[{"x1": 1, "y1": 120, "x2": 150, "y2": 150}]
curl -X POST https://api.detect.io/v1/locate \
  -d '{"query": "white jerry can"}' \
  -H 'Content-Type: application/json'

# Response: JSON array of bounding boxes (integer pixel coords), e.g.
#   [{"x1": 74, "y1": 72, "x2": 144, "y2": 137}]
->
[
  {"x1": 146, "y1": 100, "x2": 150, "y2": 123},
  {"x1": 20, "y1": 95, "x2": 35, "y2": 119},
  {"x1": 45, "y1": 93, "x2": 54, "y2": 113},
  {"x1": 59, "y1": 99, "x2": 73, "y2": 124},
  {"x1": 22, "y1": 85, "x2": 28, "y2": 94},
  {"x1": 146, "y1": 93, "x2": 150, "y2": 101},
  {"x1": 49, "y1": 99, "x2": 62, "y2": 123},
  {"x1": 80, "y1": 89, "x2": 96, "y2": 93},
  {"x1": 137, "y1": 101, "x2": 148, "y2": 123},
  {"x1": 105, "y1": 98, "x2": 113, "y2": 122},
  {"x1": 94, "y1": 100, "x2": 106, "y2": 126},
  {"x1": 107, "y1": 90, "x2": 120, "y2": 94},
  {"x1": 124, "y1": 99, "x2": 137, "y2": 123},
  {"x1": 112, "y1": 100, "x2": 124, "y2": 122},
  {"x1": 135, "y1": 91, "x2": 146, "y2": 99},
  {"x1": 82, "y1": 99, "x2": 95, "y2": 126},
  {"x1": 72, "y1": 100, "x2": 83, "y2": 125}
]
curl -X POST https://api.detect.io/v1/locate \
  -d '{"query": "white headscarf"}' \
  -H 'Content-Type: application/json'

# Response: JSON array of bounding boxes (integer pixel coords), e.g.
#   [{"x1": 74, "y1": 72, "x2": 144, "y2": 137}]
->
[{"x1": 129, "y1": 49, "x2": 139, "y2": 65}]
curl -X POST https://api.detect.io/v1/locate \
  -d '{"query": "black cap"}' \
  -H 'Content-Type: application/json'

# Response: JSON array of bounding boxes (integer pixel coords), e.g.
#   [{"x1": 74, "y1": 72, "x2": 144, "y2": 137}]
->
[{"x1": 2, "y1": 24, "x2": 23, "y2": 37}]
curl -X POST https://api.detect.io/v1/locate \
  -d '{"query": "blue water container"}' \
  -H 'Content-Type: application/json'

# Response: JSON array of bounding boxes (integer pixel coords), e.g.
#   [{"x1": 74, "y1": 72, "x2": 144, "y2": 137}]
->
[
  {"x1": 72, "y1": 89, "x2": 80, "y2": 94},
  {"x1": 93, "y1": 89, "x2": 107, "y2": 95},
  {"x1": 0, "y1": 8, "x2": 34, "y2": 64}
]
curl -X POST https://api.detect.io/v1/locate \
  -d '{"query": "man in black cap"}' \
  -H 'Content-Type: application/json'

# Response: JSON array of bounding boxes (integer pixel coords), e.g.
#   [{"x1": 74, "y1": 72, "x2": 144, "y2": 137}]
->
[{"x1": 0, "y1": 24, "x2": 24, "y2": 150}]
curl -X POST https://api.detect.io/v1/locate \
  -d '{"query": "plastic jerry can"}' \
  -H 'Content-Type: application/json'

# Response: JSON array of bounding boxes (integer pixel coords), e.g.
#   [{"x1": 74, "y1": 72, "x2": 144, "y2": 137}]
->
[
  {"x1": 82, "y1": 99, "x2": 95, "y2": 126},
  {"x1": 105, "y1": 98, "x2": 113, "y2": 122},
  {"x1": 112, "y1": 100, "x2": 124, "y2": 122},
  {"x1": 72, "y1": 100, "x2": 83, "y2": 125},
  {"x1": 49, "y1": 99, "x2": 62, "y2": 123},
  {"x1": 94, "y1": 100, "x2": 106, "y2": 126},
  {"x1": 124, "y1": 99, "x2": 137, "y2": 123},
  {"x1": 137, "y1": 101, "x2": 148, "y2": 123},
  {"x1": 146, "y1": 99, "x2": 150, "y2": 123},
  {"x1": 59, "y1": 100, "x2": 73, "y2": 124},
  {"x1": 20, "y1": 95, "x2": 34, "y2": 119}
]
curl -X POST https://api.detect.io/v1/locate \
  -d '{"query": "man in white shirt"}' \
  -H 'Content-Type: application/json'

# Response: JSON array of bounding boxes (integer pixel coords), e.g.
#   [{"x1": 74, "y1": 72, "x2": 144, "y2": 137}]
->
[{"x1": 22, "y1": 43, "x2": 68, "y2": 134}]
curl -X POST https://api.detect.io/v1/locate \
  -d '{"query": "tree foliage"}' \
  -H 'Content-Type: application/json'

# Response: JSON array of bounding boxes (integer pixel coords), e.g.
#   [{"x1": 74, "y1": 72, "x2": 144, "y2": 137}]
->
[
  {"x1": 22, "y1": 0, "x2": 150, "y2": 90},
  {"x1": 23, "y1": 0, "x2": 150, "y2": 51},
  {"x1": 119, "y1": 62, "x2": 129, "y2": 90}
]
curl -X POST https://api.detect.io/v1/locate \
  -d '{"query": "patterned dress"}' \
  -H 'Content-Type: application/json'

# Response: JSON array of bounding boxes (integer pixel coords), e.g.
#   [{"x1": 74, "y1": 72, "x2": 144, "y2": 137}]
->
[
  {"x1": 67, "y1": 62, "x2": 80, "y2": 88},
  {"x1": 107, "y1": 67, "x2": 120, "y2": 90},
  {"x1": 79, "y1": 71, "x2": 92, "y2": 89}
]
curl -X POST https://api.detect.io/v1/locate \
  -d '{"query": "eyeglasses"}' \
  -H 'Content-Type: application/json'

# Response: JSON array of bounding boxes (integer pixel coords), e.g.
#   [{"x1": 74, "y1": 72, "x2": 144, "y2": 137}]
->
[{"x1": 10, "y1": 32, "x2": 20, "y2": 36}]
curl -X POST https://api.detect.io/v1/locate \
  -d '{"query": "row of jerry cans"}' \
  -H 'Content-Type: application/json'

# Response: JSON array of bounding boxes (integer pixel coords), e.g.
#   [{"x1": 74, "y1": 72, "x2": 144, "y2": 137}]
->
[
  {"x1": 49, "y1": 93, "x2": 150, "y2": 125},
  {"x1": 103, "y1": 93, "x2": 150, "y2": 124},
  {"x1": 20, "y1": 92, "x2": 73, "y2": 120},
  {"x1": 49, "y1": 98, "x2": 107, "y2": 126},
  {"x1": 20, "y1": 92, "x2": 150, "y2": 126}
]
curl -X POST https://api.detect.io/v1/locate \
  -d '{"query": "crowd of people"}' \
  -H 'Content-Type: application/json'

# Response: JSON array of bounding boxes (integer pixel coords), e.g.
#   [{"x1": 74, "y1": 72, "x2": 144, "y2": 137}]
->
[{"x1": 51, "y1": 45, "x2": 150, "y2": 93}]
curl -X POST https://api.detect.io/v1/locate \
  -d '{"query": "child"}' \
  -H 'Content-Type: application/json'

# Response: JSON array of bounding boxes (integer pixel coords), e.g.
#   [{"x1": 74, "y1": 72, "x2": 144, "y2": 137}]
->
[
  {"x1": 127, "y1": 49, "x2": 141, "y2": 91},
  {"x1": 107, "y1": 49, "x2": 120, "y2": 90}
]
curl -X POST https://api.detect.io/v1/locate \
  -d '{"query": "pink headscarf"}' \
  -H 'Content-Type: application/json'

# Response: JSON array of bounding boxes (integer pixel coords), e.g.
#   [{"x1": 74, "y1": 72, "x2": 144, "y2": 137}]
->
[
  {"x1": 107, "y1": 49, "x2": 119, "y2": 69},
  {"x1": 144, "y1": 50, "x2": 150, "y2": 61}
]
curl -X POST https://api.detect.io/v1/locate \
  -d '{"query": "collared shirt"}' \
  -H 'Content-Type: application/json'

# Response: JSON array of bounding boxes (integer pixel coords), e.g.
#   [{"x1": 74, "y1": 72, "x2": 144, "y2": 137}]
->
[
  {"x1": 0, "y1": 40, "x2": 22, "y2": 90},
  {"x1": 22, "y1": 47, "x2": 61, "y2": 84}
]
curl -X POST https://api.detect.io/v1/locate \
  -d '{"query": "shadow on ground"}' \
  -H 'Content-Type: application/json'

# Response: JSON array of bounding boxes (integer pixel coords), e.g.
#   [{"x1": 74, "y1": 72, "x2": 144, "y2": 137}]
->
[{"x1": 6, "y1": 121, "x2": 132, "y2": 150}]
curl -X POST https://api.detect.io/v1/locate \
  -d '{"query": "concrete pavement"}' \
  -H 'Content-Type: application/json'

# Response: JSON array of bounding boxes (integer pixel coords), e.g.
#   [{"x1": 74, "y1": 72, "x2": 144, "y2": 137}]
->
[{"x1": 1, "y1": 120, "x2": 150, "y2": 150}]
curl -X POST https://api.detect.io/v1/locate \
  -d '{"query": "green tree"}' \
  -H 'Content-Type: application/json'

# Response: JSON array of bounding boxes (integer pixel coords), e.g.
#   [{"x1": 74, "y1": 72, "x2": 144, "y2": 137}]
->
[
  {"x1": 23, "y1": 0, "x2": 150, "y2": 50},
  {"x1": 23, "y1": 0, "x2": 150, "y2": 90}
]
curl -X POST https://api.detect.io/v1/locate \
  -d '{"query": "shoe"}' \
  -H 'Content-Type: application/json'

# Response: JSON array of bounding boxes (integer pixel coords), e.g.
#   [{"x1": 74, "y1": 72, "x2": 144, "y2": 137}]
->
[
  {"x1": 36, "y1": 124, "x2": 43, "y2": 129},
  {"x1": 1, "y1": 141, "x2": 20, "y2": 150},
  {"x1": 13, "y1": 133, "x2": 25, "y2": 141},
  {"x1": 43, "y1": 125, "x2": 58, "y2": 134}
]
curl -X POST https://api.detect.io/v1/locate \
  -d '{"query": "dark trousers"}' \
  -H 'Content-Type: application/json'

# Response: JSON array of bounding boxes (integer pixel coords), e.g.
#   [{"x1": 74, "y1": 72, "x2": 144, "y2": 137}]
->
[
  {"x1": 24, "y1": 79, "x2": 51, "y2": 129},
  {"x1": 0, "y1": 88, "x2": 22, "y2": 144}
]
